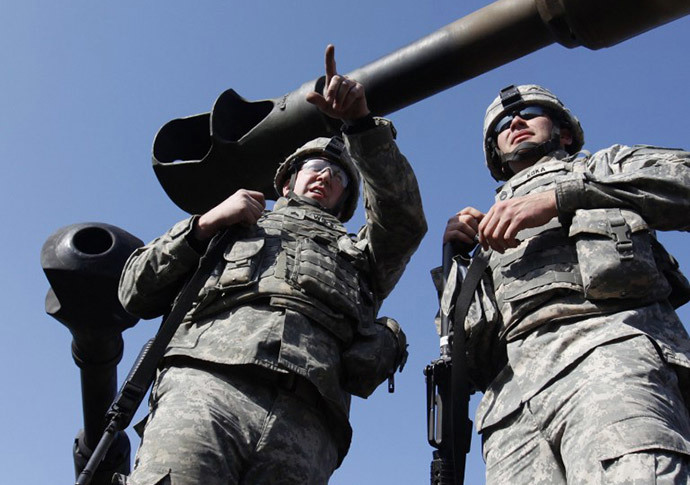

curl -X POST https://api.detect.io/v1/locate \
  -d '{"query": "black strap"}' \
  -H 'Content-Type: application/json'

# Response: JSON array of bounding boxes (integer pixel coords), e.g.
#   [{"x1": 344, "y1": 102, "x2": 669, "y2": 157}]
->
[
  {"x1": 143, "y1": 227, "x2": 239, "y2": 365},
  {"x1": 451, "y1": 250, "x2": 490, "y2": 339},
  {"x1": 499, "y1": 84, "x2": 522, "y2": 109},
  {"x1": 449, "y1": 249, "x2": 489, "y2": 484}
]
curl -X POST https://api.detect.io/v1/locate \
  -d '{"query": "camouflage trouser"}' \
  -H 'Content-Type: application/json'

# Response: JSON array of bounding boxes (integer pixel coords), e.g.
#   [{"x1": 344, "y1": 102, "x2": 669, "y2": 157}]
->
[
  {"x1": 482, "y1": 335, "x2": 690, "y2": 484},
  {"x1": 127, "y1": 363, "x2": 339, "y2": 485}
]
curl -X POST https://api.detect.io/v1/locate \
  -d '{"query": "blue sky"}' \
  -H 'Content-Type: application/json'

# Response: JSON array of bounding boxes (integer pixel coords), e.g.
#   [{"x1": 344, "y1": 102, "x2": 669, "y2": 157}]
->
[{"x1": 1, "y1": 1, "x2": 689, "y2": 483}]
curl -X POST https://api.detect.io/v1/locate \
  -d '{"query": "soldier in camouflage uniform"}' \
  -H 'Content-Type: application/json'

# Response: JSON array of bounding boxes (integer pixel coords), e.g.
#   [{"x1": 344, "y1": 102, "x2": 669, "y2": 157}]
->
[
  {"x1": 442, "y1": 84, "x2": 690, "y2": 483},
  {"x1": 117, "y1": 45, "x2": 426, "y2": 485}
]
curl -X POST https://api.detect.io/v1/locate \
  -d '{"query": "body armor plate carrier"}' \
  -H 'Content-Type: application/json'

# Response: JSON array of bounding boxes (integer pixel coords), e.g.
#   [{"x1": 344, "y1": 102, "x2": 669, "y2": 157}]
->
[{"x1": 191, "y1": 197, "x2": 376, "y2": 344}]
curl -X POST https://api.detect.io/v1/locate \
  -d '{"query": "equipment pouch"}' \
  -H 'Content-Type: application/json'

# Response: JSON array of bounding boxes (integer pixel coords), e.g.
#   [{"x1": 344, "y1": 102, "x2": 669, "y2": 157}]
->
[
  {"x1": 217, "y1": 237, "x2": 265, "y2": 288},
  {"x1": 342, "y1": 316, "x2": 407, "y2": 398},
  {"x1": 651, "y1": 238, "x2": 690, "y2": 309},
  {"x1": 292, "y1": 236, "x2": 362, "y2": 319},
  {"x1": 569, "y1": 208, "x2": 669, "y2": 300}
]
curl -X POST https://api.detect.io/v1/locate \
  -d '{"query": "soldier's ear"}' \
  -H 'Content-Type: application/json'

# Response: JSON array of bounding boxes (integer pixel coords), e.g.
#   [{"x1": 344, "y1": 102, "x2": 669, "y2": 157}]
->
[
  {"x1": 560, "y1": 127, "x2": 573, "y2": 149},
  {"x1": 282, "y1": 178, "x2": 291, "y2": 196}
]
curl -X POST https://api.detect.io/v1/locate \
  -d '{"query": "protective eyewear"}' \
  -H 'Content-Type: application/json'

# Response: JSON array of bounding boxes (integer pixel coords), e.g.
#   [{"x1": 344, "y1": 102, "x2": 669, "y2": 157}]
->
[
  {"x1": 494, "y1": 105, "x2": 551, "y2": 135},
  {"x1": 300, "y1": 158, "x2": 349, "y2": 188}
]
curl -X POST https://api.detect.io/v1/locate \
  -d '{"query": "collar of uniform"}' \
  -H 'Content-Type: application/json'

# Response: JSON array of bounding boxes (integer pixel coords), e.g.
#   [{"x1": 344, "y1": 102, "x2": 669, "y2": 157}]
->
[
  {"x1": 274, "y1": 196, "x2": 344, "y2": 230},
  {"x1": 500, "y1": 152, "x2": 571, "y2": 194},
  {"x1": 285, "y1": 193, "x2": 329, "y2": 211}
]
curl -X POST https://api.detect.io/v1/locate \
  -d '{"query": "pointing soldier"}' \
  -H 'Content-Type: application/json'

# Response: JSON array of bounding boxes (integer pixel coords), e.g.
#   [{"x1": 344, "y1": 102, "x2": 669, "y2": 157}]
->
[
  {"x1": 443, "y1": 84, "x2": 690, "y2": 483},
  {"x1": 117, "y1": 45, "x2": 426, "y2": 485}
]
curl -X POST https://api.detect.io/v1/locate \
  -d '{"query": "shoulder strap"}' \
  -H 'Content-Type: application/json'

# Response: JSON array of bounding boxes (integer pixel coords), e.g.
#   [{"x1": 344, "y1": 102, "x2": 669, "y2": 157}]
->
[
  {"x1": 451, "y1": 249, "x2": 490, "y2": 344},
  {"x1": 449, "y1": 249, "x2": 489, "y2": 483}
]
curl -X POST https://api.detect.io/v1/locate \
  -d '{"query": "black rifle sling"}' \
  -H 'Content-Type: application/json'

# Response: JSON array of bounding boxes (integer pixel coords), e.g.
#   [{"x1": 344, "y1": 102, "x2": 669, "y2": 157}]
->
[
  {"x1": 450, "y1": 250, "x2": 489, "y2": 482},
  {"x1": 451, "y1": 250, "x2": 490, "y2": 349},
  {"x1": 115, "y1": 226, "x2": 241, "y2": 426}
]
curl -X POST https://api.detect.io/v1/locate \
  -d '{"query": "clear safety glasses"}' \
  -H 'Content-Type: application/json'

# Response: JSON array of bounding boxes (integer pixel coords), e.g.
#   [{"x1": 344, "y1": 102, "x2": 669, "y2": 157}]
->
[{"x1": 299, "y1": 158, "x2": 349, "y2": 188}]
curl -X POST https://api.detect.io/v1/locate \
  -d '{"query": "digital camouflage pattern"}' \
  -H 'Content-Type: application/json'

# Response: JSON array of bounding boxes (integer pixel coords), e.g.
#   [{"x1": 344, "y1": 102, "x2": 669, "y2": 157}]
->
[
  {"x1": 128, "y1": 365, "x2": 338, "y2": 485},
  {"x1": 456, "y1": 143, "x2": 690, "y2": 482},
  {"x1": 482, "y1": 146, "x2": 690, "y2": 343},
  {"x1": 118, "y1": 118, "x2": 426, "y2": 484},
  {"x1": 482, "y1": 336, "x2": 690, "y2": 484},
  {"x1": 569, "y1": 207, "x2": 669, "y2": 300}
]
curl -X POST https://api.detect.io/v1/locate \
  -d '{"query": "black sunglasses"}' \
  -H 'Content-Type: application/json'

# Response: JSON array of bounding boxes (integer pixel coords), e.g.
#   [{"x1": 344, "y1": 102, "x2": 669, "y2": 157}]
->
[{"x1": 494, "y1": 105, "x2": 551, "y2": 135}]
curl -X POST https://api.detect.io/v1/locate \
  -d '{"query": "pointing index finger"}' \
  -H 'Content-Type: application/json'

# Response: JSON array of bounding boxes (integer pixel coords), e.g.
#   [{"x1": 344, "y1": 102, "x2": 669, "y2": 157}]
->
[{"x1": 325, "y1": 44, "x2": 337, "y2": 84}]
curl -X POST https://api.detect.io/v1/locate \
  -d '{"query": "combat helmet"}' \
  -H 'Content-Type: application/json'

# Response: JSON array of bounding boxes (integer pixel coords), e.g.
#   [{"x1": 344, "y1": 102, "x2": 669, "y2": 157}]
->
[
  {"x1": 274, "y1": 136, "x2": 361, "y2": 222},
  {"x1": 483, "y1": 84, "x2": 585, "y2": 181}
]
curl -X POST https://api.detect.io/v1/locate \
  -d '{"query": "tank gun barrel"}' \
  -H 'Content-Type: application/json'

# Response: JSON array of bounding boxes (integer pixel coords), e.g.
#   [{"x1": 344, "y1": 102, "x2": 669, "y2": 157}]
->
[
  {"x1": 152, "y1": 0, "x2": 689, "y2": 214},
  {"x1": 352, "y1": 0, "x2": 690, "y2": 115},
  {"x1": 350, "y1": 0, "x2": 551, "y2": 115}
]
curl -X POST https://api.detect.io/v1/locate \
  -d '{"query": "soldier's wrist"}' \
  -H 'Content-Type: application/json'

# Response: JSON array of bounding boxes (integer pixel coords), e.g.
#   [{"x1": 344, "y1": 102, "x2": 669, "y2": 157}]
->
[
  {"x1": 186, "y1": 216, "x2": 212, "y2": 253},
  {"x1": 342, "y1": 113, "x2": 376, "y2": 134}
]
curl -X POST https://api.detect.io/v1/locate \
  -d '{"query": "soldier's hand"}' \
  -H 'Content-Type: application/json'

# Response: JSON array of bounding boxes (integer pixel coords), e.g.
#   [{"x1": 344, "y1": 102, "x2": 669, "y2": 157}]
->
[
  {"x1": 306, "y1": 44, "x2": 370, "y2": 123},
  {"x1": 443, "y1": 207, "x2": 484, "y2": 251},
  {"x1": 194, "y1": 189, "x2": 266, "y2": 241},
  {"x1": 478, "y1": 190, "x2": 558, "y2": 253}
]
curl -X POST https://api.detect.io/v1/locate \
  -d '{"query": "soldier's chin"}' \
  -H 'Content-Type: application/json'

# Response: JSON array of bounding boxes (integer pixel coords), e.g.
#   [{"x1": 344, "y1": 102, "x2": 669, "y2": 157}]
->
[
  {"x1": 303, "y1": 192, "x2": 331, "y2": 210},
  {"x1": 508, "y1": 142, "x2": 541, "y2": 164},
  {"x1": 513, "y1": 141, "x2": 539, "y2": 155},
  {"x1": 307, "y1": 191, "x2": 326, "y2": 203}
]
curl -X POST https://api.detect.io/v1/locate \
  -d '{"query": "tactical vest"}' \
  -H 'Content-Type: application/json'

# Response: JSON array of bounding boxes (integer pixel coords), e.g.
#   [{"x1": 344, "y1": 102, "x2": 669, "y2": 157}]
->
[
  {"x1": 191, "y1": 197, "x2": 376, "y2": 344},
  {"x1": 489, "y1": 157, "x2": 681, "y2": 328}
]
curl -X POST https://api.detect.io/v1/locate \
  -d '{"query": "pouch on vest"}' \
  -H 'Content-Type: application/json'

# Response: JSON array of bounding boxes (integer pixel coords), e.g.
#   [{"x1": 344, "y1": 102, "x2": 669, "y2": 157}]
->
[
  {"x1": 569, "y1": 208, "x2": 670, "y2": 301},
  {"x1": 651, "y1": 237, "x2": 690, "y2": 309},
  {"x1": 217, "y1": 237, "x2": 265, "y2": 288},
  {"x1": 342, "y1": 316, "x2": 407, "y2": 398},
  {"x1": 292, "y1": 236, "x2": 364, "y2": 321}
]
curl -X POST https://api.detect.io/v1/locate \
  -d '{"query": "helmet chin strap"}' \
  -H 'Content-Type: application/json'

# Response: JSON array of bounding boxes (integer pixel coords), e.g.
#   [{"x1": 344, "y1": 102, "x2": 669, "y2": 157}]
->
[{"x1": 498, "y1": 126, "x2": 561, "y2": 177}]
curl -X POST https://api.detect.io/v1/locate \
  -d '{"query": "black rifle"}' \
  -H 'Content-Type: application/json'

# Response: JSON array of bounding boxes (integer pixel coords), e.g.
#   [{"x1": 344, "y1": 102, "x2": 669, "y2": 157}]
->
[
  {"x1": 425, "y1": 243, "x2": 487, "y2": 485},
  {"x1": 75, "y1": 227, "x2": 238, "y2": 485}
]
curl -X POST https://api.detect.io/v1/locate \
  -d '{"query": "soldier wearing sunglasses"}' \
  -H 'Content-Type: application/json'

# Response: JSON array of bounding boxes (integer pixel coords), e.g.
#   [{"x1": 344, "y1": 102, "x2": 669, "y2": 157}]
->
[
  {"x1": 442, "y1": 84, "x2": 690, "y2": 483},
  {"x1": 116, "y1": 45, "x2": 426, "y2": 485}
]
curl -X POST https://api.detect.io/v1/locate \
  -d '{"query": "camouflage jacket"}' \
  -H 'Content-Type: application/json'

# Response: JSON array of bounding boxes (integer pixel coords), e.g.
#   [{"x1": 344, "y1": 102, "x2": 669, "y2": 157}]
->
[
  {"x1": 457, "y1": 145, "x2": 690, "y2": 431},
  {"x1": 118, "y1": 118, "x2": 426, "y2": 460}
]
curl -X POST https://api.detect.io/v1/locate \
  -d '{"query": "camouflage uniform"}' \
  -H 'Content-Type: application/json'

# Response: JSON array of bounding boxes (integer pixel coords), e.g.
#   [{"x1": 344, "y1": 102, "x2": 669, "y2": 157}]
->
[
  {"x1": 119, "y1": 118, "x2": 426, "y2": 485},
  {"x1": 461, "y1": 144, "x2": 690, "y2": 484}
]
